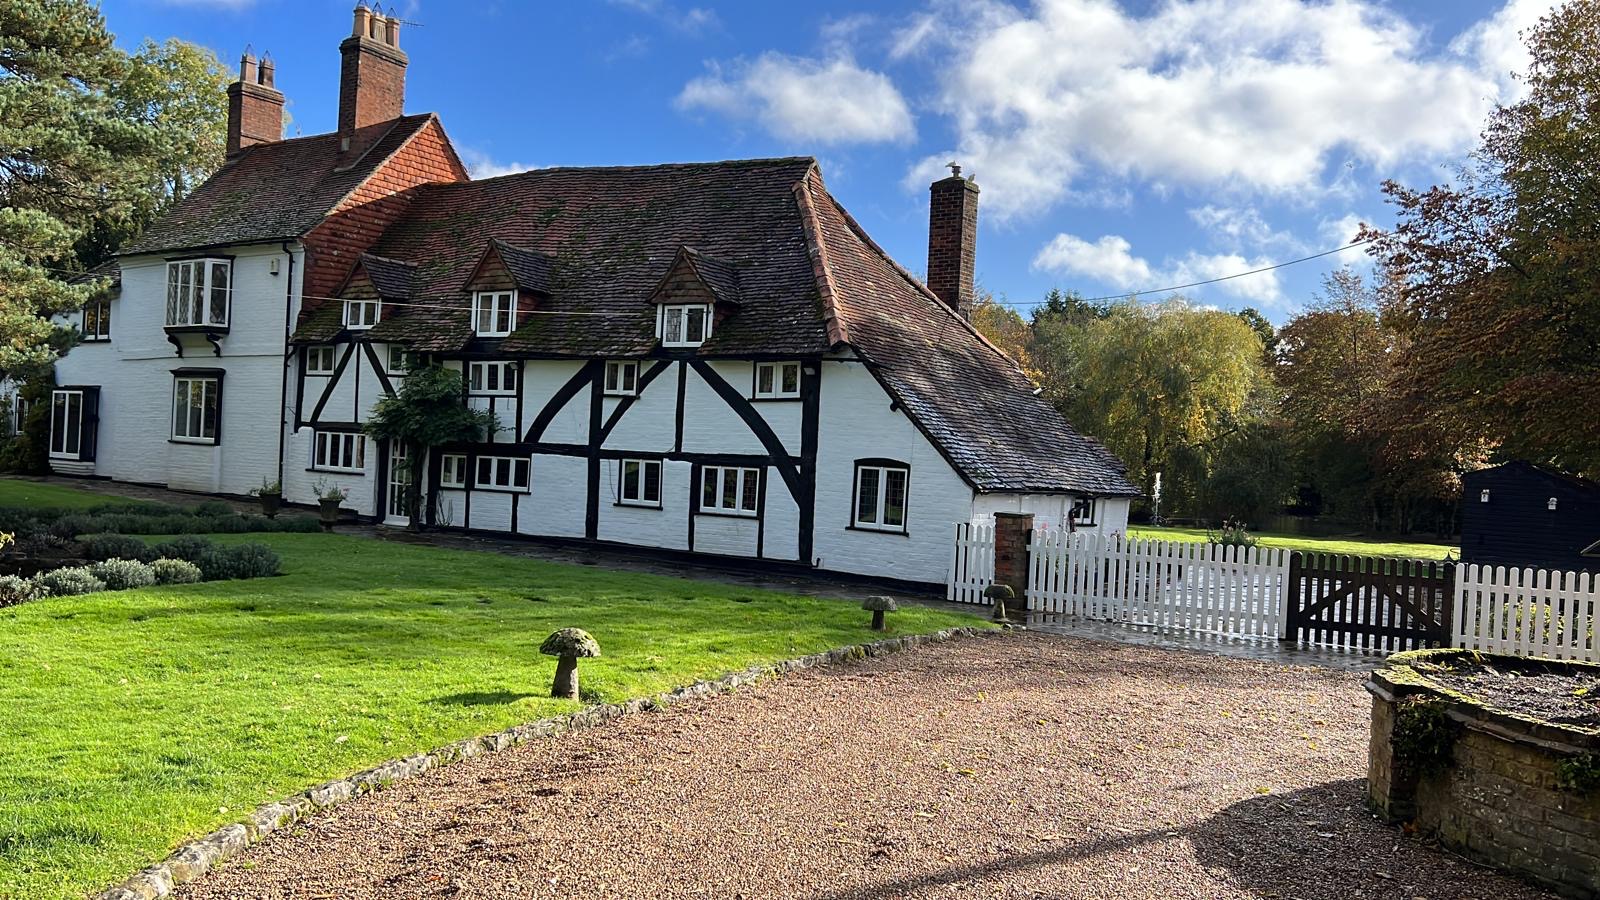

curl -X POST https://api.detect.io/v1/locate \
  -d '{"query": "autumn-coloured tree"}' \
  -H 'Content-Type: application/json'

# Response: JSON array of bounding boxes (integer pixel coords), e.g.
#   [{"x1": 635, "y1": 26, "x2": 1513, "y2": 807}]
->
[{"x1": 1367, "y1": 1, "x2": 1600, "y2": 477}]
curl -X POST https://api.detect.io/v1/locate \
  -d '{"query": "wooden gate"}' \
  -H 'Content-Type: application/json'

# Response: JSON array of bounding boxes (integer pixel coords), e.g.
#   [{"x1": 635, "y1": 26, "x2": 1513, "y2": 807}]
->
[{"x1": 1286, "y1": 553, "x2": 1453, "y2": 651}]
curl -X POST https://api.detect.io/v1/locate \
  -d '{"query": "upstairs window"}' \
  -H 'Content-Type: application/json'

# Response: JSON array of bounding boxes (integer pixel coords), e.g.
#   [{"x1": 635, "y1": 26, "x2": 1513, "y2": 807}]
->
[
  {"x1": 659, "y1": 304, "x2": 710, "y2": 348},
  {"x1": 853, "y1": 462, "x2": 908, "y2": 532},
  {"x1": 754, "y1": 361, "x2": 801, "y2": 399},
  {"x1": 306, "y1": 345, "x2": 337, "y2": 375},
  {"x1": 343, "y1": 298, "x2": 380, "y2": 330},
  {"x1": 467, "y1": 361, "x2": 517, "y2": 395},
  {"x1": 387, "y1": 346, "x2": 416, "y2": 375},
  {"x1": 604, "y1": 360, "x2": 639, "y2": 396},
  {"x1": 81, "y1": 298, "x2": 111, "y2": 341},
  {"x1": 166, "y1": 259, "x2": 230, "y2": 328},
  {"x1": 171, "y1": 375, "x2": 220, "y2": 444},
  {"x1": 618, "y1": 459, "x2": 662, "y2": 507},
  {"x1": 700, "y1": 465, "x2": 758, "y2": 516},
  {"x1": 473, "y1": 291, "x2": 515, "y2": 337}
]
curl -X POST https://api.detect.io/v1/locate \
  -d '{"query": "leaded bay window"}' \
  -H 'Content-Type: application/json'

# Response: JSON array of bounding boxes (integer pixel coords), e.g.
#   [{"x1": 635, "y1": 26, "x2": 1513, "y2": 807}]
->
[
  {"x1": 472, "y1": 291, "x2": 515, "y2": 337},
  {"x1": 165, "y1": 259, "x2": 230, "y2": 328},
  {"x1": 313, "y1": 431, "x2": 367, "y2": 472},
  {"x1": 618, "y1": 459, "x2": 662, "y2": 507},
  {"x1": 659, "y1": 304, "x2": 710, "y2": 348},
  {"x1": 699, "y1": 465, "x2": 758, "y2": 516},
  {"x1": 853, "y1": 461, "x2": 909, "y2": 532},
  {"x1": 754, "y1": 361, "x2": 800, "y2": 399},
  {"x1": 171, "y1": 374, "x2": 220, "y2": 444}
]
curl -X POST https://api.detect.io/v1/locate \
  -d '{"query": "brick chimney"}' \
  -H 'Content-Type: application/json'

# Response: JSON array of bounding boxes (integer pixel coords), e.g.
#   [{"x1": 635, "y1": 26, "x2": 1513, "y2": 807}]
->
[
  {"x1": 927, "y1": 164, "x2": 979, "y2": 320},
  {"x1": 225, "y1": 51, "x2": 285, "y2": 156},
  {"x1": 338, "y1": 3, "x2": 408, "y2": 145}
]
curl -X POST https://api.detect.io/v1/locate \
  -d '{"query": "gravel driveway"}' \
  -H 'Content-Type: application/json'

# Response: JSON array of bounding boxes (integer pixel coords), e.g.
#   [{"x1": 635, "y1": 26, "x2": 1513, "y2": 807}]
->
[{"x1": 178, "y1": 632, "x2": 1552, "y2": 899}]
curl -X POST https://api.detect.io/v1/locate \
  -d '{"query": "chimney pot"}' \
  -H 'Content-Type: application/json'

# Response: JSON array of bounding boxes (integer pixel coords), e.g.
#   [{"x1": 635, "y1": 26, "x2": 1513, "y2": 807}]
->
[
  {"x1": 258, "y1": 52, "x2": 275, "y2": 87},
  {"x1": 385, "y1": 15, "x2": 401, "y2": 47},
  {"x1": 238, "y1": 52, "x2": 257, "y2": 84},
  {"x1": 927, "y1": 165, "x2": 980, "y2": 320},
  {"x1": 338, "y1": 5, "x2": 409, "y2": 140},
  {"x1": 352, "y1": 4, "x2": 371, "y2": 37}
]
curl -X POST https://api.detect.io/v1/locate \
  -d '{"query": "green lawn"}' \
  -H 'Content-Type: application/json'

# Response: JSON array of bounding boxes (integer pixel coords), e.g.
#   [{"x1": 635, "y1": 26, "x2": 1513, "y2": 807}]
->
[
  {"x1": 0, "y1": 532, "x2": 983, "y2": 899},
  {"x1": 0, "y1": 478, "x2": 119, "y2": 511},
  {"x1": 1126, "y1": 525, "x2": 1458, "y2": 560}
]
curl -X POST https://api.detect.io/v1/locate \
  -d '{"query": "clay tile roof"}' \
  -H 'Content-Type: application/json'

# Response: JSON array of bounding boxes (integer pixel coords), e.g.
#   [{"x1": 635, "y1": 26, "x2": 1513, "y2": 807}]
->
[
  {"x1": 676, "y1": 246, "x2": 741, "y2": 306},
  {"x1": 361, "y1": 253, "x2": 418, "y2": 300},
  {"x1": 491, "y1": 240, "x2": 556, "y2": 295},
  {"x1": 797, "y1": 169, "x2": 1142, "y2": 497},
  {"x1": 118, "y1": 114, "x2": 437, "y2": 256}
]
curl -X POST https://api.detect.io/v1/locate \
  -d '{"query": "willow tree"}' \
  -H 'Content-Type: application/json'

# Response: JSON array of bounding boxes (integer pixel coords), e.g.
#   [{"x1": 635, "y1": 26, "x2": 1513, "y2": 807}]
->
[{"x1": 364, "y1": 365, "x2": 496, "y2": 530}]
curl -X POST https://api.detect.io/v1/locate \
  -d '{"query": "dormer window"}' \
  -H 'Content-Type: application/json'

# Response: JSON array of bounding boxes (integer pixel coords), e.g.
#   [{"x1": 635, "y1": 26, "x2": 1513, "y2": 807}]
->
[
  {"x1": 165, "y1": 259, "x2": 230, "y2": 328},
  {"x1": 473, "y1": 291, "x2": 515, "y2": 337},
  {"x1": 343, "y1": 298, "x2": 380, "y2": 330},
  {"x1": 659, "y1": 304, "x2": 711, "y2": 348}
]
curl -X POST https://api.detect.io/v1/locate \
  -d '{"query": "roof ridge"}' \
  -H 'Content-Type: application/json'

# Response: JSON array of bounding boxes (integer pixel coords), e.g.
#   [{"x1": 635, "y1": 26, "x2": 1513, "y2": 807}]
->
[
  {"x1": 791, "y1": 166, "x2": 849, "y2": 348},
  {"x1": 460, "y1": 155, "x2": 818, "y2": 185},
  {"x1": 327, "y1": 114, "x2": 438, "y2": 211},
  {"x1": 820, "y1": 186, "x2": 1023, "y2": 377}
]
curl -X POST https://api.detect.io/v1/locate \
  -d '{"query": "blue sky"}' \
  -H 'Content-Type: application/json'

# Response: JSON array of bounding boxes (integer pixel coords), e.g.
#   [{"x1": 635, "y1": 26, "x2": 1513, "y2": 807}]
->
[{"x1": 104, "y1": 0, "x2": 1553, "y2": 321}]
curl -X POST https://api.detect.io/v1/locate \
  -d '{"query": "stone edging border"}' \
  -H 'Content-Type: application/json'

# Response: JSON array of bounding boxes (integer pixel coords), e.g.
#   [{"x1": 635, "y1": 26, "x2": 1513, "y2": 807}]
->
[{"x1": 98, "y1": 625, "x2": 1002, "y2": 900}]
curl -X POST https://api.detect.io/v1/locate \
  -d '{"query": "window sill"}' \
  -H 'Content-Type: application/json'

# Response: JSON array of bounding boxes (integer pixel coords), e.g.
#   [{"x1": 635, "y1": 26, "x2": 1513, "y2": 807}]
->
[
  {"x1": 469, "y1": 486, "x2": 531, "y2": 494},
  {"x1": 467, "y1": 392, "x2": 517, "y2": 398},
  {"x1": 695, "y1": 508, "x2": 758, "y2": 520},
  {"x1": 80, "y1": 337, "x2": 111, "y2": 344},
  {"x1": 603, "y1": 391, "x2": 639, "y2": 398},
  {"x1": 165, "y1": 324, "x2": 230, "y2": 334},
  {"x1": 169, "y1": 438, "x2": 219, "y2": 446},
  {"x1": 438, "y1": 482, "x2": 466, "y2": 490},
  {"x1": 615, "y1": 500, "x2": 663, "y2": 510},
  {"x1": 846, "y1": 523, "x2": 910, "y2": 537},
  {"x1": 749, "y1": 395, "x2": 802, "y2": 402},
  {"x1": 306, "y1": 466, "x2": 366, "y2": 475}
]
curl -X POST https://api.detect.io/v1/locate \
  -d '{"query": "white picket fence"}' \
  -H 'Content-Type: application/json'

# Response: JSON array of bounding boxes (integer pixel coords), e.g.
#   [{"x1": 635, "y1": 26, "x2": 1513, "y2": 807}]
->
[
  {"x1": 1453, "y1": 565, "x2": 1600, "y2": 662},
  {"x1": 1028, "y1": 531, "x2": 1291, "y2": 641},
  {"x1": 946, "y1": 522, "x2": 995, "y2": 605}
]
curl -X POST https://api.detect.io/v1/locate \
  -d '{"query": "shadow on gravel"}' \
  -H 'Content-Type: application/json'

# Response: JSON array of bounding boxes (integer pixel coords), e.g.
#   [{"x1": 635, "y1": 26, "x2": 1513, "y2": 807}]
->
[
  {"x1": 429, "y1": 691, "x2": 540, "y2": 707},
  {"x1": 814, "y1": 779, "x2": 1550, "y2": 900}
]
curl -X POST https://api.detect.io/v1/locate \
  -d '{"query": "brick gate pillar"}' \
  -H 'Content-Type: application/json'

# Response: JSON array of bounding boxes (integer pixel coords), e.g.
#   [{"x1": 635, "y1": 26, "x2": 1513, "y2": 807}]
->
[{"x1": 992, "y1": 512, "x2": 1034, "y2": 615}]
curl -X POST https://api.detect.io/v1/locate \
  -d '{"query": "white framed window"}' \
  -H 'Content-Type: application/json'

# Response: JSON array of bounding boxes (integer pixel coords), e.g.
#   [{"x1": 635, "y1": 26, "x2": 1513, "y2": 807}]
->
[
  {"x1": 343, "y1": 298, "x2": 380, "y2": 330},
  {"x1": 618, "y1": 459, "x2": 662, "y2": 507},
  {"x1": 853, "y1": 462, "x2": 909, "y2": 532},
  {"x1": 313, "y1": 431, "x2": 366, "y2": 472},
  {"x1": 306, "y1": 345, "x2": 337, "y2": 375},
  {"x1": 754, "y1": 361, "x2": 801, "y2": 399},
  {"x1": 659, "y1": 304, "x2": 711, "y2": 348},
  {"x1": 1069, "y1": 497, "x2": 1097, "y2": 526},
  {"x1": 467, "y1": 360, "x2": 517, "y2": 395},
  {"x1": 439, "y1": 453, "x2": 467, "y2": 488},
  {"x1": 473, "y1": 291, "x2": 515, "y2": 337},
  {"x1": 11, "y1": 396, "x2": 31, "y2": 437},
  {"x1": 475, "y1": 455, "x2": 530, "y2": 492},
  {"x1": 165, "y1": 259, "x2": 230, "y2": 328},
  {"x1": 49, "y1": 390, "x2": 85, "y2": 458},
  {"x1": 604, "y1": 360, "x2": 639, "y2": 396},
  {"x1": 699, "y1": 465, "x2": 759, "y2": 516},
  {"x1": 171, "y1": 376, "x2": 220, "y2": 444},
  {"x1": 387, "y1": 345, "x2": 416, "y2": 374},
  {"x1": 82, "y1": 298, "x2": 111, "y2": 341}
]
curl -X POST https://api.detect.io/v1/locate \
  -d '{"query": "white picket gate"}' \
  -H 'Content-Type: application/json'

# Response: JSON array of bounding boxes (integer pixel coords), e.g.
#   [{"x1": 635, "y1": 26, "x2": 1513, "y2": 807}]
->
[
  {"x1": 947, "y1": 522, "x2": 995, "y2": 605},
  {"x1": 1453, "y1": 565, "x2": 1600, "y2": 662},
  {"x1": 1026, "y1": 532, "x2": 1291, "y2": 641}
]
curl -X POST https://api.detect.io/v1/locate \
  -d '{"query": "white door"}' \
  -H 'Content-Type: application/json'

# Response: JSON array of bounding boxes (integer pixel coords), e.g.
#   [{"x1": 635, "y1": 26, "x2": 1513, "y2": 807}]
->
[{"x1": 385, "y1": 442, "x2": 410, "y2": 526}]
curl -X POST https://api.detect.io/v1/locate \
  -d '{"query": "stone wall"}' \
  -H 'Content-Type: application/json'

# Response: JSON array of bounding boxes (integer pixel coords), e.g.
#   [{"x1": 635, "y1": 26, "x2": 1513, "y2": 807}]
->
[{"x1": 1367, "y1": 670, "x2": 1600, "y2": 898}]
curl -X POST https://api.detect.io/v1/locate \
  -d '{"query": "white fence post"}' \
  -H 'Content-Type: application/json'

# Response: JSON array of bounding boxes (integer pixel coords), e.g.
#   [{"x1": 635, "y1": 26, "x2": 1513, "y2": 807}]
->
[{"x1": 1453, "y1": 562, "x2": 1598, "y2": 662}]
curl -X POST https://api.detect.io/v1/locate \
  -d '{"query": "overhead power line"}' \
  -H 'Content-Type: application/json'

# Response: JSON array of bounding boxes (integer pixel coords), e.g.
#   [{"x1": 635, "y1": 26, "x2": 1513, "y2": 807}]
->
[{"x1": 1007, "y1": 237, "x2": 1377, "y2": 309}]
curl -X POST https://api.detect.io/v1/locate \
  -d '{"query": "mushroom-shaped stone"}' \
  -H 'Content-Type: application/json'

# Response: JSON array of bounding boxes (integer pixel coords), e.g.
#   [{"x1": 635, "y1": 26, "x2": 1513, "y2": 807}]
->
[
  {"x1": 540, "y1": 628, "x2": 601, "y2": 699},
  {"x1": 983, "y1": 584, "x2": 1015, "y2": 623},
  {"x1": 862, "y1": 595, "x2": 898, "y2": 631}
]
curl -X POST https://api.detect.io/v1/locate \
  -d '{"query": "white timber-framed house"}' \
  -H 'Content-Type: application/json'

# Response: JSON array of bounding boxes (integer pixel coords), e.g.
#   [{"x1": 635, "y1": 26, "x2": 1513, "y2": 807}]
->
[{"x1": 35, "y1": 8, "x2": 1139, "y2": 587}]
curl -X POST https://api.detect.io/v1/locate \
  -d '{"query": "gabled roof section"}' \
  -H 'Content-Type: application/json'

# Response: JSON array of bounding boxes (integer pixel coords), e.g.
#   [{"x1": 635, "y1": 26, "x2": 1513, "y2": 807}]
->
[
  {"x1": 119, "y1": 114, "x2": 441, "y2": 256},
  {"x1": 471, "y1": 240, "x2": 556, "y2": 295},
  {"x1": 798, "y1": 168, "x2": 1141, "y2": 497},
  {"x1": 650, "y1": 246, "x2": 741, "y2": 307},
  {"x1": 360, "y1": 253, "x2": 418, "y2": 300}
]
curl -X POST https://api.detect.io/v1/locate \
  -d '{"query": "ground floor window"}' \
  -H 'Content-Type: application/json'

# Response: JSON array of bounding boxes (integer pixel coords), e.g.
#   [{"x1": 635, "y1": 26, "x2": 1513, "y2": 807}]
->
[
  {"x1": 171, "y1": 375, "x2": 219, "y2": 444},
  {"x1": 11, "y1": 395, "x2": 30, "y2": 437},
  {"x1": 700, "y1": 465, "x2": 758, "y2": 516},
  {"x1": 853, "y1": 461, "x2": 909, "y2": 532},
  {"x1": 1069, "y1": 497, "x2": 1097, "y2": 527},
  {"x1": 475, "y1": 455, "x2": 530, "y2": 492},
  {"x1": 439, "y1": 453, "x2": 467, "y2": 488},
  {"x1": 618, "y1": 458, "x2": 662, "y2": 506},
  {"x1": 50, "y1": 389, "x2": 97, "y2": 459},
  {"x1": 314, "y1": 431, "x2": 366, "y2": 472}
]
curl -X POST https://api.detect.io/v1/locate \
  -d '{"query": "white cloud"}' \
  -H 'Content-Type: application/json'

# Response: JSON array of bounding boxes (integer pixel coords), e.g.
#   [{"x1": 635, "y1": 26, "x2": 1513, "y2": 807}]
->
[
  {"x1": 1187, "y1": 205, "x2": 1303, "y2": 253},
  {"x1": 458, "y1": 147, "x2": 535, "y2": 180},
  {"x1": 677, "y1": 54, "x2": 915, "y2": 145},
  {"x1": 909, "y1": 0, "x2": 1544, "y2": 220},
  {"x1": 1452, "y1": 0, "x2": 1559, "y2": 97},
  {"x1": 608, "y1": 0, "x2": 720, "y2": 35},
  {"x1": 1033, "y1": 232, "x2": 1286, "y2": 306}
]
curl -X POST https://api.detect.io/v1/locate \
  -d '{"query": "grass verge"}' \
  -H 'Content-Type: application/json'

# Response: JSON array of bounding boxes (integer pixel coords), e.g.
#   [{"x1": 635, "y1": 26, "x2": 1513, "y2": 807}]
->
[
  {"x1": 0, "y1": 478, "x2": 122, "y2": 511},
  {"x1": 0, "y1": 532, "x2": 983, "y2": 899},
  {"x1": 1125, "y1": 525, "x2": 1458, "y2": 560}
]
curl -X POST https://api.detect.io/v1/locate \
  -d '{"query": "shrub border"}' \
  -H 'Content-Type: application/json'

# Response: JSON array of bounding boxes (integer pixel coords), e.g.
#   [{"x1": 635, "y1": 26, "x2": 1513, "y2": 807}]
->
[{"x1": 96, "y1": 625, "x2": 1002, "y2": 899}]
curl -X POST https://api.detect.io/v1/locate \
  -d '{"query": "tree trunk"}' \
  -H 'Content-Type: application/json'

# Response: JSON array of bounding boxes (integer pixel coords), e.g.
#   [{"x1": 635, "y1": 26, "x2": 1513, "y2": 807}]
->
[
  {"x1": 551, "y1": 655, "x2": 579, "y2": 699},
  {"x1": 405, "y1": 441, "x2": 424, "y2": 533}
]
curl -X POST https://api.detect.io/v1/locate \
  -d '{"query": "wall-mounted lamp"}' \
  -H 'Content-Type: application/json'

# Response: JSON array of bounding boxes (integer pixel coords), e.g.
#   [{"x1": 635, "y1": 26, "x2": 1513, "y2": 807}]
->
[
  {"x1": 269, "y1": 257, "x2": 281, "y2": 276},
  {"x1": 1548, "y1": 497, "x2": 1559, "y2": 511},
  {"x1": 1479, "y1": 489, "x2": 1491, "y2": 503}
]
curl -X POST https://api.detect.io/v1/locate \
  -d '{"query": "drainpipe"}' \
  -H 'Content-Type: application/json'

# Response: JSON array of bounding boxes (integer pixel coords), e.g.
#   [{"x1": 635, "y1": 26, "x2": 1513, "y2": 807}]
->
[{"x1": 277, "y1": 242, "x2": 296, "y2": 490}]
